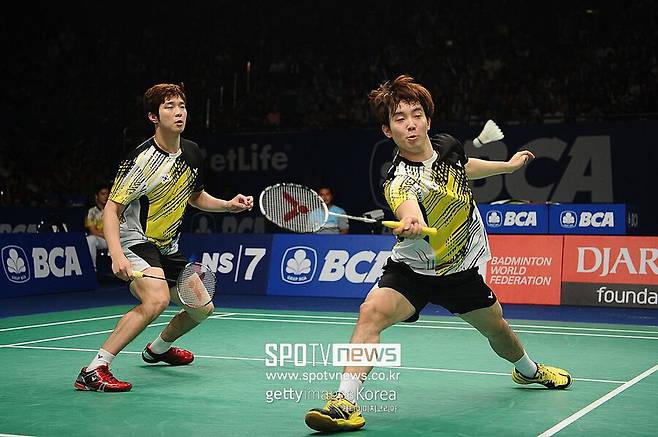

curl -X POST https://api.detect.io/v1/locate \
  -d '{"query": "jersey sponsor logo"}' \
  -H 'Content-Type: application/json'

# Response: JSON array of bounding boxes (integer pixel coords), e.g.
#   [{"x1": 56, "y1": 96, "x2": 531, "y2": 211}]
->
[{"x1": 281, "y1": 246, "x2": 317, "y2": 284}]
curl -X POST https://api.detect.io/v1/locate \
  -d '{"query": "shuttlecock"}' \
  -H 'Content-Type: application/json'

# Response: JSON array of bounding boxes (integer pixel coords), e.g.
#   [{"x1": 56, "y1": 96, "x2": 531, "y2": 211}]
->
[{"x1": 473, "y1": 119, "x2": 504, "y2": 148}]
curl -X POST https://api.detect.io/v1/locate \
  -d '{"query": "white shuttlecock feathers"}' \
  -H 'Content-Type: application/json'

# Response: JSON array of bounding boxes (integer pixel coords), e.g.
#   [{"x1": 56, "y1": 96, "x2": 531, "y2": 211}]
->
[{"x1": 473, "y1": 119, "x2": 504, "y2": 148}]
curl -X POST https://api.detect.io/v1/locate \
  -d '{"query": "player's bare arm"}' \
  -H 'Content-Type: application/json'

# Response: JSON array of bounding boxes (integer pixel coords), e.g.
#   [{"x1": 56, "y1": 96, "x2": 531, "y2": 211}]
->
[
  {"x1": 188, "y1": 190, "x2": 254, "y2": 213},
  {"x1": 465, "y1": 150, "x2": 535, "y2": 180},
  {"x1": 392, "y1": 199, "x2": 427, "y2": 239},
  {"x1": 102, "y1": 199, "x2": 133, "y2": 281}
]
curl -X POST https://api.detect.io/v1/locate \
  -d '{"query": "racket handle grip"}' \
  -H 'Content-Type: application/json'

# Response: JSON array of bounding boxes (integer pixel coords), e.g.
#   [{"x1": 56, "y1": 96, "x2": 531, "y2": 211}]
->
[{"x1": 382, "y1": 220, "x2": 438, "y2": 236}]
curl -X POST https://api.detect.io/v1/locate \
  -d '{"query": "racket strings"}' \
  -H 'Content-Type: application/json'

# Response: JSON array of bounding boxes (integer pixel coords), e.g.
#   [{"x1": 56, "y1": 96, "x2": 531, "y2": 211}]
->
[
  {"x1": 176, "y1": 263, "x2": 216, "y2": 308},
  {"x1": 260, "y1": 184, "x2": 326, "y2": 233}
]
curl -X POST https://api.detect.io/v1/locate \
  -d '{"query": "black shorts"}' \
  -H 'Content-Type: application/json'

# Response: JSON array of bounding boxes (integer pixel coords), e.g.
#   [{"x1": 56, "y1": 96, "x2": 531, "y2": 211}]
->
[
  {"x1": 377, "y1": 260, "x2": 497, "y2": 322},
  {"x1": 125, "y1": 242, "x2": 188, "y2": 281}
]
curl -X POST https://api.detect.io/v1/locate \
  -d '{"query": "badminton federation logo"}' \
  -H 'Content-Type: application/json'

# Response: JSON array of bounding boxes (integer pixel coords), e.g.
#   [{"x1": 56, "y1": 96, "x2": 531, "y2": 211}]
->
[
  {"x1": 281, "y1": 246, "x2": 317, "y2": 284},
  {"x1": 2, "y1": 245, "x2": 31, "y2": 284},
  {"x1": 560, "y1": 210, "x2": 577, "y2": 228}
]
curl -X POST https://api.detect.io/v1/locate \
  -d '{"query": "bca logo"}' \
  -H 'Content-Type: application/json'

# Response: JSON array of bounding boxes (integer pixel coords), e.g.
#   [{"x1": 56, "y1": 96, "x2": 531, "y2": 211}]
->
[
  {"x1": 486, "y1": 210, "x2": 502, "y2": 227},
  {"x1": 578, "y1": 211, "x2": 614, "y2": 227},
  {"x1": 281, "y1": 247, "x2": 317, "y2": 284},
  {"x1": 2, "y1": 245, "x2": 31, "y2": 284},
  {"x1": 504, "y1": 211, "x2": 537, "y2": 227},
  {"x1": 560, "y1": 211, "x2": 577, "y2": 228}
]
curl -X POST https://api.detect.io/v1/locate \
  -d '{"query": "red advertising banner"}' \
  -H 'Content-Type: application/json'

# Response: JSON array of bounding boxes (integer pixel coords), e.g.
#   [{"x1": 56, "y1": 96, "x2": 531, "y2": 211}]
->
[
  {"x1": 562, "y1": 236, "x2": 658, "y2": 284},
  {"x1": 561, "y1": 236, "x2": 658, "y2": 308},
  {"x1": 483, "y1": 235, "x2": 563, "y2": 305}
]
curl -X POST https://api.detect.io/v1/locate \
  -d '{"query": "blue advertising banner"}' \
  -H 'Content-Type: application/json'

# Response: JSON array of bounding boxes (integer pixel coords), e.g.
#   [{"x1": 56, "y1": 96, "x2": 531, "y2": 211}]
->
[
  {"x1": 0, "y1": 207, "x2": 86, "y2": 233},
  {"x1": 0, "y1": 232, "x2": 97, "y2": 297},
  {"x1": 548, "y1": 204, "x2": 628, "y2": 235},
  {"x1": 197, "y1": 121, "x2": 656, "y2": 235},
  {"x1": 266, "y1": 234, "x2": 396, "y2": 298},
  {"x1": 178, "y1": 234, "x2": 273, "y2": 295},
  {"x1": 477, "y1": 204, "x2": 549, "y2": 234}
]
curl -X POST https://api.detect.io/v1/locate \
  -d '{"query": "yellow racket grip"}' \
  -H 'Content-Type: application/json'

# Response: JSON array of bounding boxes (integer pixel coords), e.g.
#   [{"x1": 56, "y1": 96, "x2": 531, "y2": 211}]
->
[{"x1": 382, "y1": 220, "x2": 438, "y2": 236}]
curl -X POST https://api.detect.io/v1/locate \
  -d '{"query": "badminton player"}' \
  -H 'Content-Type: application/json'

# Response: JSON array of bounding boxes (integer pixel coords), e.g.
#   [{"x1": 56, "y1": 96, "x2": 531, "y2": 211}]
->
[
  {"x1": 74, "y1": 83, "x2": 253, "y2": 392},
  {"x1": 304, "y1": 75, "x2": 571, "y2": 431}
]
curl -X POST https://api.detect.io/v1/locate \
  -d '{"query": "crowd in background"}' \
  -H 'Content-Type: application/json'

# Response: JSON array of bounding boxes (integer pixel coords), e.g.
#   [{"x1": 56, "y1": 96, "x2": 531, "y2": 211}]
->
[{"x1": 2, "y1": 1, "x2": 656, "y2": 208}]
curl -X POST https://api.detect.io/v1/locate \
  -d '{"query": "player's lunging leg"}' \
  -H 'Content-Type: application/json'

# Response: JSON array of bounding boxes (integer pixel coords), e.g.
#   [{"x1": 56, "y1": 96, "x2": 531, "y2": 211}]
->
[
  {"x1": 75, "y1": 272, "x2": 170, "y2": 392},
  {"x1": 142, "y1": 288, "x2": 214, "y2": 365},
  {"x1": 304, "y1": 288, "x2": 414, "y2": 432},
  {"x1": 460, "y1": 302, "x2": 572, "y2": 389}
]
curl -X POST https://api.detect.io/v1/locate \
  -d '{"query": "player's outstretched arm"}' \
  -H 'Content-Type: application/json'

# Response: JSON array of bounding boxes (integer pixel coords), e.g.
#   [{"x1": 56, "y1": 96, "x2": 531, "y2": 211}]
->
[
  {"x1": 465, "y1": 150, "x2": 535, "y2": 180},
  {"x1": 188, "y1": 190, "x2": 254, "y2": 213},
  {"x1": 391, "y1": 199, "x2": 427, "y2": 239}
]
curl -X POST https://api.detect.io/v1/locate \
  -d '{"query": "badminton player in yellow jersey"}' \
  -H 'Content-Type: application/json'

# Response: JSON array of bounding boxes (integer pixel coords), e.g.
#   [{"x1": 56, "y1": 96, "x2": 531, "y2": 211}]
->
[
  {"x1": 305, "y1": 75, "x2": 571, "y2": 432},
  {"x1": 74, "y1": 83, "x2": 253, "y2": 392}
]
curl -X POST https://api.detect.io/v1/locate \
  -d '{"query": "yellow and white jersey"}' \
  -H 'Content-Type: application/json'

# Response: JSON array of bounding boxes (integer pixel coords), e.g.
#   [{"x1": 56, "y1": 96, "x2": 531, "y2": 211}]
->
[
  {"x1": 85, "y1": 206, "x2": 103, "y2": 231},
  {"x1": 383, "y1": 133, "x2": 490, "y2": 276},
  {"x1": 109, "y1": 137, "x2": 204, "y2": 254}
]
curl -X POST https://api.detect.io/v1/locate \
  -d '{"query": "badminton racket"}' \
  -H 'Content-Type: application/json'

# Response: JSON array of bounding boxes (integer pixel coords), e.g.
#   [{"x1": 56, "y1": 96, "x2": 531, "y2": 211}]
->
[
  {"x1": 259, "y1": 183, "x2": 437, "y2": 235},
  {"x1": 132, "y1": 262, "x2": 216, "y2": 308}
]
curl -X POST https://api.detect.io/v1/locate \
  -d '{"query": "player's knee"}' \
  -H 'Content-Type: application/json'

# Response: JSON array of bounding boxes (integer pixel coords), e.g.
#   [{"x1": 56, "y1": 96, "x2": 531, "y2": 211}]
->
[
  {"x1": 138, "y1": 298, "x2": 170, "y2": 319},
  {"x1": 186, "y1": 301, "x2": 214, "y2": 323},
  {"x1": 358, "y1": 301, "x2": 389, "y2": 328},
  {"x1": 483, "y1": 318, "x2": 511, "y2": 339}
]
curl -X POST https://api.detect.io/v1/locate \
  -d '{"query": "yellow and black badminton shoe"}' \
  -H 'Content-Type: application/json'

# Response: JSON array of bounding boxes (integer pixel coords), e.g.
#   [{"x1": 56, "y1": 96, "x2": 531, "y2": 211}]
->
[
  {"x1": 512, "y1": 363, "x2": 572, "y2": 389},
  {"x1": 304, "y1": 392, "x2": 365, "y2": 432}
]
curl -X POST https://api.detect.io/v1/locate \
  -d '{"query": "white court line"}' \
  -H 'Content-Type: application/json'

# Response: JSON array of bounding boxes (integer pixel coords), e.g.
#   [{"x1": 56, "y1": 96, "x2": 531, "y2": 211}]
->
[
  {"x1": 0, "y1": 312, "x2": 235, "y2": 333},
  {"x1": 0, "y1": 321, "x2": 171, "y2": 348},
  {"x1": 210, "y1": 315, "x2": 658, "y2": 340},
  {"x1": 2, "y1": 312, "x2": 656, "y2": 350},
  {"x1": 538, "y1": 363, "x2": 658, "y2": 436},
  {"x1": 2, "y1": 344, "x2": 625, "y2": 384},
  {"x1": 192, "y1": 310, "x2": 658, "y2": 335},
  {"x1": 0, "y1": 433, "x2": 36, "y2": 437},
  {"x1": 0, "y1": 314, "x2": 126, "y2": 332}
]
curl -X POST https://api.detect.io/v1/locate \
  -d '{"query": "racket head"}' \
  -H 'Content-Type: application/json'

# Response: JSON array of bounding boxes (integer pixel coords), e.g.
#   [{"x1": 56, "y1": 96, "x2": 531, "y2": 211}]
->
[
  {"x1": 259, "y1": 183, "x2": 328, "y2": 233},
  {"x1": 176, "y1": 262, "x2": 216, "y2": 308}
]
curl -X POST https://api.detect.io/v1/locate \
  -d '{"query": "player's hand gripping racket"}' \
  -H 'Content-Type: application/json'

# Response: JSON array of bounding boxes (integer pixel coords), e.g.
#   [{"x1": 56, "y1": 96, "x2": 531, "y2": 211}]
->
[
  {"x1": 259, "y1": 183, "x2": 437, "y2": 235},
  {"x1": 132, "y1": 262, "x2": 216, "y2": 308}
]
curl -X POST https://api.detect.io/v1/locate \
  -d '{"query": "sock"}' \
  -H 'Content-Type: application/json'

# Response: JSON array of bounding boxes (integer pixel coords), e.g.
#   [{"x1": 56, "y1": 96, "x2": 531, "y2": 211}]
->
[
  {"x1": 514, "y1": 351, "x2": 538, "y2": 378},
  {"x1": 149, "y1": 334, "x2": 173, "y2": 354},
  {"x1": 87, "y1": 348, "x2": 115, "y2": 371},
  {"x1": 338, "y1": 373, "x2": 363, "y2": 403}
]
